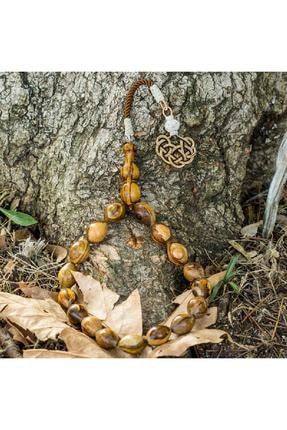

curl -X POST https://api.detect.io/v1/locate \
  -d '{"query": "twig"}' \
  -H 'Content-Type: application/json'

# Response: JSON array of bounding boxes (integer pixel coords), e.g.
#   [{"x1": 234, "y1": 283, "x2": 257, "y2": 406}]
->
[
  {"x1": 271, "y1": 298, "x2": 285, "y2": 340},
  {"x1": 263, "y1": 132, "x2": 287, "y2": 238}
]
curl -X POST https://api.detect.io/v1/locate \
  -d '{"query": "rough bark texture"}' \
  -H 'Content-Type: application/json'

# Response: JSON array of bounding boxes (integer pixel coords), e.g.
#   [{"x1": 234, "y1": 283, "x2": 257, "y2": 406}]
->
[{"x1": 1, "y1": 72, "x2": 287, "y2": 328}]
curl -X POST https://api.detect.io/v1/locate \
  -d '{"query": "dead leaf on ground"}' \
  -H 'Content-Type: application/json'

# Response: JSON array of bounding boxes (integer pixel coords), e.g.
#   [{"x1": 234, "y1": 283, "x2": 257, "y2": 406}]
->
[
  {"x1": 0, "y1": 292, "x2": 68, "y2": 341},
  {"x1": 13, "y1": 228, "x2": 31, "y2": 242},
  {"x1": 23, "y1": 349, "x2": 86, "y2": 358},
  {"x1": 46, "y1": 244, "x2": 67, "y2": 263},
  {"x1": 241, "y1": 221, "x2": 263, "y2": 237},
  {"x1": 0, "y1": 234, "x2": 7, "y2": 249},
  {"x1": 17, "y1": 281, "x2": 58, "y2": 301},
  {"x1": 228, "y1": 240, "x2": 257, "y2": 260},
  {"x1": 8, "y1": 324, "x2": 29, "y2": 345},
  {"x1": 59, "y1": 327, "x2": 112, "y2": 358},
  {"x1": 4, "y1": 259, "x2": 15, "y2": 274},
  {"x1": 72, "y1": 271, "x2": 119, "y2": 319},
  {"x1": 208, "y1": 271, "x2": 226, "y2": 288},
  {"x1": 145, "y1": 329, "x2": 227, "y2": 358},
  {"x1": 105, "y1": 289, "x2": 143, "y2": 336}
]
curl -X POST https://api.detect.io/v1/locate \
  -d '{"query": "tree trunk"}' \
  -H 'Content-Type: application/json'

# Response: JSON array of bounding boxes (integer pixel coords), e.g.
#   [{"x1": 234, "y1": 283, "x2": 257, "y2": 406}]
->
[{"x1": 1, "y1": 72, "x2": 287, "y2": 328}]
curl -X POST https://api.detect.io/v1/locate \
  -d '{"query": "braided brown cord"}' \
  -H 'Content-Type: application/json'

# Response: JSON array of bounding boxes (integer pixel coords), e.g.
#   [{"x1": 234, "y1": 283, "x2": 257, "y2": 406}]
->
[{"x1": 123, "y1": 79, "x2": 154, "y2": 119}]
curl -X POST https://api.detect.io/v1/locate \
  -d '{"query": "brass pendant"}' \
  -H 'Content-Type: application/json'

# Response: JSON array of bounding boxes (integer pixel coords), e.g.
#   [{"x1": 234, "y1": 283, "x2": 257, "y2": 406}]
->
[{"x1": 155, "y1": 134, "x2": 196, "y2": 169}]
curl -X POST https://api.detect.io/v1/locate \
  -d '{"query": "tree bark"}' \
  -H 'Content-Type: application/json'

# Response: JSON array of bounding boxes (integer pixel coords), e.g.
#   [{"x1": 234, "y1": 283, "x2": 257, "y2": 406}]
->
[{"x1": 1, "y1": 72, "x2": 287, "y2": 328}]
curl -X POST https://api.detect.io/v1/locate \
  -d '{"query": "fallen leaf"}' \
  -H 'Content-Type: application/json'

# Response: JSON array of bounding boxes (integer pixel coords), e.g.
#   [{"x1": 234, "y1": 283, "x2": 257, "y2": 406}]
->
[
  {"x1": 127, "y1": 235, "x2": 144, "y2": 249},
  {"x1": 59, "y1": 327, "x2": 112, "y2": 358},
  {"x1": 18, "y1": 281, "x2": 58, "y2": 301},
  {"x1": 105, "y1": 289, "x2": 143, "y2": 336},
  {"x1": 208, "y1": 271, "x2": 226, "y2": 288},
  {"x1": 172, "y1": 290, "x2": 190, "y2": 305},
  {"x1": 146, "y1": 329, "x2": 226, "y2": 357},
  {"x1": 228, "y1": 240, "x2": 255, "y2": 260},
  {"x1": 4, "y1": 259, "x2": 15, "y2": 274},
  {"x1": 0, "y1": 292, "x2": 68, "y2": 341},
  {"x1": 8, "y1": 324, "x2": 29, "y2": 345},
  {"x1": 46, "y1": 244, "x2": 67, "y2": 262},
  {"x1": 0, "y1": 234, "x2": 7, "y2": 249},
  {"x1": 241, "y1": 221, "x2": 263, "y2": 237},
  {"x1": 72, "y1": 271, "x2": 119, "y2": 320},
  {"x1": 23, "y1": 349, "x2": 86, "y2": 358},
  {"x1": 13, "y1": 228, "x2": 31, "y2": 242}
]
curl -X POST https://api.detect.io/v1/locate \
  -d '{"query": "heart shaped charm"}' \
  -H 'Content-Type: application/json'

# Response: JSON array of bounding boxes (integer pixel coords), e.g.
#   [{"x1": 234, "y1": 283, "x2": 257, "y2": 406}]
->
[{"x1": 155, "y1": 135, "x2": 196, "y2": 169}]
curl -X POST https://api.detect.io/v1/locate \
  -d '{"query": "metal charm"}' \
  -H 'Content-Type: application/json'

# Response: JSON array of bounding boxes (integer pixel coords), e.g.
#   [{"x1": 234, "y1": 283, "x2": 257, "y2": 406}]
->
[{"x1": 155, "y1": 135, "x2": 196, "y2": 169}]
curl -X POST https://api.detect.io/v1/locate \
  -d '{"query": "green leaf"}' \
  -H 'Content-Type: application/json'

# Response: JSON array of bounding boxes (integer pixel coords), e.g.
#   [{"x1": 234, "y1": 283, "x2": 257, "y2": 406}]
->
[
  {"x1": 0, "y1": 208, "x2": 38, "y2": 226},
  {"x1": 209, "y1": 280, "x2": 224, "y2": 303},
  {"x1": 224, "y1": 255, "x2": 239, "y2": 282}
]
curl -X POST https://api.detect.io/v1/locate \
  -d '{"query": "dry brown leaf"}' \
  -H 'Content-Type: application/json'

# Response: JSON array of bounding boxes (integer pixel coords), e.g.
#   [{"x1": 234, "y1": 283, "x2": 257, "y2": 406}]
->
[
  {"x1": 46, "y1": 244, "x2": 67, "y2": 262},
  {"x1": 0, "y1": 234, "x2": 7, "y2": 249},
  {"x1": 0, "y1": 292, "x2": 68, "y2": 341},
  {"x1": 18, "y1": 281, "x2": 58, "y2": 301},
  {"x1": 59, "y1": 327, "x2": 112, "y2": 358},
  {"x1": 13, "y1": 228, "x2": 31, "y2": 242},
  {"x1": 241, "y1": 221, "x2": 263, "y2": 237},
  {"x1": 208, "y1": 271, "x2": 226, "y2": 288},
  {"x1": 72, "y1": 271, "x2": 119, "y2": 319},
  {"x1": 105, "y1": 289, "x2": 143, "y2": 336},
  {"x1": 146, "y1": 329, "x2": 226, "y2": 358},
  {"x1": 4, "y1": 259, "x2": 15, "y2": 274},
  {"x1": 8, "y1": 324, "x2": 29, "y2": 345},
  {"x1": 23, "y1": 349, "x2": 86, "y2": 358},
  {"x1": 172, "y1": 290, "x2": 190, "y2": 305}
]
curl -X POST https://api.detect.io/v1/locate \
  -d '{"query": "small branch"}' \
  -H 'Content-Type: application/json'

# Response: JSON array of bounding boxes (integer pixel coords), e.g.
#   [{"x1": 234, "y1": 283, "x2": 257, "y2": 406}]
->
[
  {"x1": 0, "y1": 325, "x2": 22, "y2": 358},
  {"x1": 262, "y1": 132, "x2": 287, "y2": 238}
]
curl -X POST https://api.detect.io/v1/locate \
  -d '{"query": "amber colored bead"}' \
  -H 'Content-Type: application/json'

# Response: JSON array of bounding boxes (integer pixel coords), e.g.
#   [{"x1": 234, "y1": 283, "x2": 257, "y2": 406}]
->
[
  {"x1": 123, "y1": 142, "x2": 136, "y2": 156},
  {"x1": 151, "y1": 223, "x2": 171, "y2": 243},
  {"x1": 81, "y1": 316, "x2": 103, "y2": 337},
  {"x1": 69, "y1": 238, "x2": 89, "y2": 264},
  {"x1": 104, "y1": 202, "x2": 126, "y2": 222},
  {"x1": 171, "y1": 313, "x2": 195, "y2": 335},
  {"x1": 133, "y1": 201, "x2": 156, "y2": 226},
  {"x1": 120, "y1": 162, "x2": 140, "y2": 180},
  {"x1": 118, "y1": 335, "x2": 147, "y2": 355},
  {"x1": 183, "y1": 262, "x2": 205, "y2": 282},
  {"x1": 67, "y1": 304, "x2": 88, "y2": 326},
  {"x1": 146, "y1": 325, "x2": 171, "y2": 346},
  {"x1": 191, "y1": 278, "x2": 211, "y2": 298},
  {"x1": 58, "y1": 288, "x2": 77, "y2": 309},
  {"x1": 167, "y1": 242, "x2": 188, "y2": 265},
  {"x1": 58, "y1": 262, "x2": 76, "y2": 288},
  {"x1": 87, "y1": 221, "x2": 108, "y2": 243},
  {"x1": 187, "y1": 297, "x2": 208, "y2": 318},
  {"x1": 120, "y1": 181, "x2": 141, "y2": 206},
  {"x1": 95, "y1": 327, "x2": 119, "y2": 350}
]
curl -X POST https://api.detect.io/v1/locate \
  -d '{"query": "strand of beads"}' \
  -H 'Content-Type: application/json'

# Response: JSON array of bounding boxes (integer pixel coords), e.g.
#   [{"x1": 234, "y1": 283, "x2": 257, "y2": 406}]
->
[{"x1": 56, "y1": 140, "x2": 212, "y2": 356}]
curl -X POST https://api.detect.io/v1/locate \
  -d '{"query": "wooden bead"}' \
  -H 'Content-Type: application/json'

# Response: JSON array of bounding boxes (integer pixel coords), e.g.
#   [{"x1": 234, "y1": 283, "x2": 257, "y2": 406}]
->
[
  {"x1": 118, "y1": 335, "x2": 147, "y2": 355},
  {"x1": 146, "y1": 325, "x2": 171, "y2": 346},
  {"x1": 58, "y1": 288, "x2": 77, "y2": 309},
  {"x1": 171, "y1": 313, "x2": 195, "y2": 335},
  {"x1": 104, "y1": 202, "x2": 126, "y2": 222},
  {"x1": 69, "y1": 238, "x2": 89, "y2": 264},
  {"x1": 81, "y1": 316, "x2": 103, "y2": 337},
  {"x1": 183, "y1": 262, "x2": 205, "y2": 282},
  {"x1": 167, "y1": 242, "x2": 188, "y2": 265},
  {"x1": 120, "y1": 162, "x2": 140, "y2": 180},
  {"x1": 95, "y1": 327, "x2": 119, "y2": 350},
  {"x1": 58, "y1": 262, "x2": 76, "y2": 288},
  {"x1": 133, "y1": 202, "x2": 156, "y2": 225},
  {"x1": 87, "y1": 221, "x2": 108, "y2": 243},
  {"x1": 191, "y1": 278, "x2": 211, "y2": 298},
  {"x1": 187, "y1": 297, "x2": 208, "y2": 318},
  {"x1": 120, "y1": 181, "x2": 141, "y2": 206},
  {"x1": 67, "y1": 304, "x2": 88, "y2": 325},
  {"x1": 151, "y1": 223, "x2": 171, "y2": 243}
]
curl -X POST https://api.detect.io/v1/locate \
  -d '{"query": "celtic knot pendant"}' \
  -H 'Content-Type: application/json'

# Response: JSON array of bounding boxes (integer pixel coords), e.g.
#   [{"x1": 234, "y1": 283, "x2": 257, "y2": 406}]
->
[{"x1": 155, "y1": 134, "x2": 196, "y2": 169}]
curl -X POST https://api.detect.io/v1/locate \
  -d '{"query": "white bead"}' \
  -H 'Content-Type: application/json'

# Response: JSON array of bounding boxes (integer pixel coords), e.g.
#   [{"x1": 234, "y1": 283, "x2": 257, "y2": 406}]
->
[
  {"x1": 164, "y1": 115, "x2": 180, "y2": 136},
  {"x1": 150, "y1": 84, "x2": 165, "y2": 103},
  {"x1": 124, "y1": 118, "x2": 134, "y2": 140}
]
